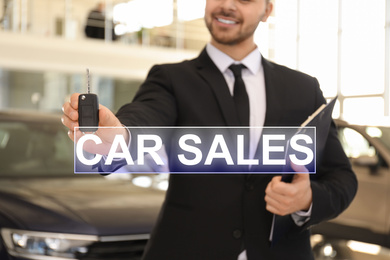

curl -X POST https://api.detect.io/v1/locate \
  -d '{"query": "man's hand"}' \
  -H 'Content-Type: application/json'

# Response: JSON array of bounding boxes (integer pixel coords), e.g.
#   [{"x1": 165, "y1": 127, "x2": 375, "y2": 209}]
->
[
  {"x1": 61, "y1": 93, "x2": 128, "y2": 155},
  {"x1": 265, "y1": 164, "x2": 312, "y2": 216}
]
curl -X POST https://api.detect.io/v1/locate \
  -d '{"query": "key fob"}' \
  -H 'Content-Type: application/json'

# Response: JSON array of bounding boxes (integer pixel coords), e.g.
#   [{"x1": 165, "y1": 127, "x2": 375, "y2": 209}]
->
[{"x1": 78, "y1": 93, "x2": 99, "y2": 133}]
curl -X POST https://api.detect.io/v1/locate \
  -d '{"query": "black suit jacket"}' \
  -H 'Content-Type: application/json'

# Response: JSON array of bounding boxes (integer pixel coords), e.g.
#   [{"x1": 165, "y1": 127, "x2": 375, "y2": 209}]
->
[{"x1": 116, "y1": 49, "x2": 357, "y2": 260}]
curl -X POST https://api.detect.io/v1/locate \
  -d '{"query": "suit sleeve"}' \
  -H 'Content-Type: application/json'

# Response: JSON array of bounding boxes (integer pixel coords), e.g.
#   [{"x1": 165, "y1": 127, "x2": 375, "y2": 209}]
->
[
  {"x1": 116, "y1": 64, "x2": 178, "y2": 127},
  {"x1": 97, "y1": 65, "x2": 177, "y2": 173}
]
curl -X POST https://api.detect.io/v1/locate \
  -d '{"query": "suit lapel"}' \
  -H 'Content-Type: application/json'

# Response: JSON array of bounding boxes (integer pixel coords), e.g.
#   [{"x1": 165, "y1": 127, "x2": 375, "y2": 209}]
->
[
  {"x1": 262, "y1": 57, "x2": 285, "y2": 126},
  {"x1": 194, "y1": 51, "x2": 287, "y2": 170},
  {"x1": 250, "y1": 58, "x2": 287, "y2": 173},
  {"x1": 194, "y1": 50, "x2": 286, "y2": 126},
  {"x1": 195, "y1": 49, "x2": 241, "y2": 126}
]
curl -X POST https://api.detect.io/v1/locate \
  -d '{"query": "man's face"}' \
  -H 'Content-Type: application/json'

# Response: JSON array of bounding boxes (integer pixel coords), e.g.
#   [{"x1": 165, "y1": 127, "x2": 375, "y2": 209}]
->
[{"x1": 205, "y1": 0, "x2": 272, "y2": 46}]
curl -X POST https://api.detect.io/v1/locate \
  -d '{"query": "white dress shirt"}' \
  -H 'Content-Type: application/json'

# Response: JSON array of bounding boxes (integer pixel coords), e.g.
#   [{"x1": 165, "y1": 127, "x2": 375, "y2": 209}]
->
[{"x1": 206, "y1": 43, "x2": 266, "y2": 160}]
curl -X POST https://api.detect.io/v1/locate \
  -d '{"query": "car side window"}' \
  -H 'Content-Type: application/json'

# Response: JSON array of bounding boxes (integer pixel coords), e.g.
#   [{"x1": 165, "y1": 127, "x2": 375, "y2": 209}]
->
[
  {"x1": 338, "y1": 127, "x2": 376, "y2": 158},
  {"x1": 0, "y1": 122, "x2": 74, "y2": 176}
]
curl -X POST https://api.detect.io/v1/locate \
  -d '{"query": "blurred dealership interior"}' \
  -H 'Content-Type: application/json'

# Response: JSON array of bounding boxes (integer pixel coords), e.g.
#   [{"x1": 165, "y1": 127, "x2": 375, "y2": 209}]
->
[
  {"x1": 0, "y1": 0, "x2": 389, "y2": 124},
  {"x1": 1, "y1": 2, "x2": 390, "y2": 259}
]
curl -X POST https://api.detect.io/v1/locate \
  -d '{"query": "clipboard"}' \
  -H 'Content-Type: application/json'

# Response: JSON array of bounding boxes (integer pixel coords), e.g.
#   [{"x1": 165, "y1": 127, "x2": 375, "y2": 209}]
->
[
  {"x1": 270, "y1": 96, "x2": 338, "y2": 246},
  {"x1": 281, "y1": 96, "x2": 338, "y2": 182},
  {"x1": 301, "y1": 95, "x2": 338, "y2": 159}
]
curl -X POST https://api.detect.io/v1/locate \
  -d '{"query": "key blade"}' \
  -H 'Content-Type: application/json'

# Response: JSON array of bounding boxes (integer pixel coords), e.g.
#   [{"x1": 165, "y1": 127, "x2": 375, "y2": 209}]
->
[{"x1": 86, "y1": 68, "x2": 90, "y2": 94}]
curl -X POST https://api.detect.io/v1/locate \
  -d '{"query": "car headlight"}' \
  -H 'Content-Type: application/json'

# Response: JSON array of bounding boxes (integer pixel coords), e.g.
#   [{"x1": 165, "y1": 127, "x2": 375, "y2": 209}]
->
[{"x1": 1, "y1": 228, "x2": 98, "y2": 260}]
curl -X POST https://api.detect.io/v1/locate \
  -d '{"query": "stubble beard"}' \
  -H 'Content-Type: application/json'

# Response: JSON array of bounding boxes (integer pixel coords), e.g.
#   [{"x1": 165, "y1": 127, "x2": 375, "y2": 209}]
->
[{"x1": 205, "y1": 10, "x2": 265, "y2": 46}]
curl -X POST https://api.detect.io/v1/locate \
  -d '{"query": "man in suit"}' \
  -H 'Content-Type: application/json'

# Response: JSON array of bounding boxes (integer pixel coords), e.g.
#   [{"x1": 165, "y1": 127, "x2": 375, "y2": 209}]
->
[{"x1": 62, "y1": 0, "x2": 357, "y2": 259}]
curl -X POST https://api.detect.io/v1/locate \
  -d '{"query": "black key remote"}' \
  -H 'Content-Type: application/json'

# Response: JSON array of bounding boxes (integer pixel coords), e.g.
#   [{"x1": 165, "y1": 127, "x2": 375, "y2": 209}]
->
[{"x1": 78, "y1": 69, "x2": 99, "y2": 133}]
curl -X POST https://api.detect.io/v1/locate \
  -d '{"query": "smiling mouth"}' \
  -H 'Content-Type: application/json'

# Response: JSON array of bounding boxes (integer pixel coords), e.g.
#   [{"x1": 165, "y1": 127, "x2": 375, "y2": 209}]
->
[{"x1": 217, "y1": 17, "x2": 237, "y2": 25}]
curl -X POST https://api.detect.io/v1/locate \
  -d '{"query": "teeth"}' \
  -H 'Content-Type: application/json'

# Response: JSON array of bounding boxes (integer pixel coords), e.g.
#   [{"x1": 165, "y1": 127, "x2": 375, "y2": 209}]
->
[{"x1": 217, "y1": 18, "x2": 236, "y2": 25}]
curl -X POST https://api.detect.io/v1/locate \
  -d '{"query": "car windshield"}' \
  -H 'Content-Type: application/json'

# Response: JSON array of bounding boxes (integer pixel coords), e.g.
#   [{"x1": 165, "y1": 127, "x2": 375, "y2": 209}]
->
[{"x1": 0, "y1": 120, "x2": 75, "y2": 177}]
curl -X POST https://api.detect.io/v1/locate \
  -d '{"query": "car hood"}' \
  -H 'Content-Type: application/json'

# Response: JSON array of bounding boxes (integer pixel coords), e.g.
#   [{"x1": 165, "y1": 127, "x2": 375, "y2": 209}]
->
[{"x1": 0, "y1": 176, "x2": 165, "y2": 236}]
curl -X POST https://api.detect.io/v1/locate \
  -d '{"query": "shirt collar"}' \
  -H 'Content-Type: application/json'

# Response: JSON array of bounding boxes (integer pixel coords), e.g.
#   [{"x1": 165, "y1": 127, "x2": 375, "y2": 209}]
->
[{"x1": 206, "y1": 43, "x2": 262, "y2": 75}]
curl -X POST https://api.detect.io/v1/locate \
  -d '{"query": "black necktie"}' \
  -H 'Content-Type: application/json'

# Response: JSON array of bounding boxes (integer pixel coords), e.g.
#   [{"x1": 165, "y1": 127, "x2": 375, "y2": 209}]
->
[
  {"x1": 229, "y1": 64, "x2": 250, "y2": 126},
  {"x1": 229, "y1": 64, "x2": 250, "y2": 161}
]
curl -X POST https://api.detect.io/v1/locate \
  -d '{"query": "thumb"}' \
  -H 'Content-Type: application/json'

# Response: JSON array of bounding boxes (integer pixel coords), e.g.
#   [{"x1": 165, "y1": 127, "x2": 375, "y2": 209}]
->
[
  {"x1": 290, "y1": 161, "x2": 309, "y2": 173},
  {"x1": 290, "y1": 162, "x2": 310, "y2": 183},
  {"x1": 98, "y1": 104, "x2": 122, "y2": 127},
  {"x1": 292, "y1": 172, "x2": 310, "y2": 184}
]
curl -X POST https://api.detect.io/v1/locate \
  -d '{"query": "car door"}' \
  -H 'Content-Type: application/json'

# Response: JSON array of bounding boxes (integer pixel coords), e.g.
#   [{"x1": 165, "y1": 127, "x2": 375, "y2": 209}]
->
[{"x1": 335, "y1": 124, "x2": 389, "y2": 245}]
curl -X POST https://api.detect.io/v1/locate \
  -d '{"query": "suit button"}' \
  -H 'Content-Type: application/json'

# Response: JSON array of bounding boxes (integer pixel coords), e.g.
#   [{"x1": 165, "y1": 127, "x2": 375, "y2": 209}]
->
[
  {"x1": 233, "y1": 229, "x2": 242, "y2": 239},
  {"x1": 245, "y1": 182, "x2": 254, "y2": 191}
]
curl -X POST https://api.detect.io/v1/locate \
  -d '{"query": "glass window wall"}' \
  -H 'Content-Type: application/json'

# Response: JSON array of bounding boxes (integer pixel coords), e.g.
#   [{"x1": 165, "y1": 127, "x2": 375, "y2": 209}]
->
[
  {"x1": 273, "y1": 0, "x2": 388, "y2": 122},
  {"x1": 0, "y1": 0, "x2": 389, "y2": 123}
]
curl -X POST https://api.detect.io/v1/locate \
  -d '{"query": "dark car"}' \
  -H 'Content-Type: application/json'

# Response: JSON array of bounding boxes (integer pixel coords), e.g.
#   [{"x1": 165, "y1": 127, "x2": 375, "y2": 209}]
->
[
  {"x1": 311, "y1": 119, "x2": 390, "y2": 259},
  {"x1": 0, "y1": 111, "x2": 165, "y2": 260}
]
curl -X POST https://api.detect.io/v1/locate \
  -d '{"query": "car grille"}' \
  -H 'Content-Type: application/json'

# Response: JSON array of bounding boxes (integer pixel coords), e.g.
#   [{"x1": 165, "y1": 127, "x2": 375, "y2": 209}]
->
[{"x1": 78, "y1": 238, "x2": 148, "y2": 260}]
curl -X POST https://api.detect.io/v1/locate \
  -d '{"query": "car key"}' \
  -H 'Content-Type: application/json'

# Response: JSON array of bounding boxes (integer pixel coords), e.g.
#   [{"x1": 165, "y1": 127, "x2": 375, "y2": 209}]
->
[{"x1": 78, "y1": 69, "x2": 99, "y2": 133}]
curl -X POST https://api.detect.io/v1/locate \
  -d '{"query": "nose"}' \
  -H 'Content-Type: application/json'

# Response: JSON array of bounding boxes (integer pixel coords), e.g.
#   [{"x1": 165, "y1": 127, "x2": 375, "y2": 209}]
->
[{"x1": 220, "y1": 0, "x2": 237, "y2": 11}]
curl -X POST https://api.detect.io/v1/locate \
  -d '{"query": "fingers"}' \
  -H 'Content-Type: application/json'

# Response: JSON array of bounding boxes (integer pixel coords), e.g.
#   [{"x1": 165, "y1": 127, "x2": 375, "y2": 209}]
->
[
  {"x1": 265, "y1": 174, "x2": 312, "y2": 216},
  {"x1": 69, "y1": 93, "x2": 81, "y2": 110},
  {"x1": 62, "y1": 115, "x2": 78, "y2": 136},
  {"x1": 67, "y1": 130, "x2": 75, "y2": 142},
  {"x1": 62, "y1": 93, "x2": 81, "y2": 142},
  {"x1": 66, "y1": 128, "x2": 84, "y2": 143},
  {"x1": 266, "y1": 176, "x2": 289, "y2": 195},
  {"x1": 62, "y1": 93, "x2": 80, "y2": 119},
  {"x1": 265, "y1": 176, "x2": 293, "y2": 216},
  {"x1": 61, "y1": 95, "x2": 80, "y2": 132}
]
